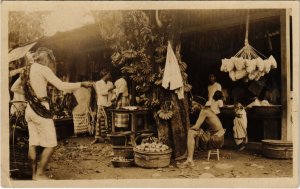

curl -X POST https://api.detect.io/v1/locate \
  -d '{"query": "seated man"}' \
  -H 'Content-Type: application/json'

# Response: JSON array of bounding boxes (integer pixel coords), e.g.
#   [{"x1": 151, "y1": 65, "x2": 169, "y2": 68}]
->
[{"x1": 181, "y1": 97, "x2": 225, "y2": 167}]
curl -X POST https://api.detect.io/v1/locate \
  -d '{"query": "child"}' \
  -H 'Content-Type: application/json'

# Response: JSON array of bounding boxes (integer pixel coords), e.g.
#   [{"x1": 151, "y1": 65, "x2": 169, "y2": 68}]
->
[
  {"x1": 210, "y1": 90, "x2": 224, "y2": 115},
  {"x1": 233, "y1": 102, "x2": 248, "y2": 151}
]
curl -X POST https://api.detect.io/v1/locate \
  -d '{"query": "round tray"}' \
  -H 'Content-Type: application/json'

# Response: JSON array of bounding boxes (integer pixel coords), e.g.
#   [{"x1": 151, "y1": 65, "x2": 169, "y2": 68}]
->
[{"x1": 111, "y1": 159, "x2": 134, "y2": 167}]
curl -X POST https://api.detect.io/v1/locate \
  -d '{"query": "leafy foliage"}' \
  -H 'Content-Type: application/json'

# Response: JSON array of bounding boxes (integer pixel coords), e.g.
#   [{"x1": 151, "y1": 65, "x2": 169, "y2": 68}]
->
[
  {"x1": 92, "y1": 10, "x2": 191, "y2": 120},
  {"x1": 9, "y1": 11, "x2": 49, "y2": 48}
]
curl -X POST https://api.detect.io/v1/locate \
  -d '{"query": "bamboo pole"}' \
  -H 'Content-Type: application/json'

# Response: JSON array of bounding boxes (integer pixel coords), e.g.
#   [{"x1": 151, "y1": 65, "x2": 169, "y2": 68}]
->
[{"x1": 280, "y1": 9, "x2": 292, "y2": 141}]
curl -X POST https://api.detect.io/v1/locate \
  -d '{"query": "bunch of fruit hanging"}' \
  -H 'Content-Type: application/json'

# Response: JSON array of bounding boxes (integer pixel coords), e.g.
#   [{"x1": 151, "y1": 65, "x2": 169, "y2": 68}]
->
[{"x1": 220, "y1": 11, "x2": 277, "y2": 81}]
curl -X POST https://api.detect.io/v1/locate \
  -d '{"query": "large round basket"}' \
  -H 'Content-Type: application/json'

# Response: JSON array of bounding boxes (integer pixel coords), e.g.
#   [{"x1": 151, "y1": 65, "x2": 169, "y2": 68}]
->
[
  {"x1": 261, "y1": 139, "x2": 293, "y2": 159},
  {"x1": 133, "y1": 148, "x2": 172, "y2": 168},
  {"x1": 111, "y1": 159, "x2": 134, "y2": 167}
]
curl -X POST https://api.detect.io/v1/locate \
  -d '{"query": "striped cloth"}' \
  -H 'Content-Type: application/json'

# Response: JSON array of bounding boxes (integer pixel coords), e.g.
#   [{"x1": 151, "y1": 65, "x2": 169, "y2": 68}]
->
[
  {"x1": 106, "y1": 109, "x2": 112, "y2": 133},
  {"x1": 95, "y1": 106, "x2": 108, "y2": 138},
  {"x1": 115, "y1": 96, "x2": 129, "y2": 128},
  {"x1": 114, "y1": 113, "x2": 129, "y2": 128},
  {"x1": 72, "y1": 88, "x2": 92, "y2": 135},
  {"x1": 73, "y1": 113, "x2": 90, "y2": 135}
]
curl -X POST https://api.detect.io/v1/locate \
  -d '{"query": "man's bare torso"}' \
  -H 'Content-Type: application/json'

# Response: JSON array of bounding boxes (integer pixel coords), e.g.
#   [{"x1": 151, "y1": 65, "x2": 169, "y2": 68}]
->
[{"x1": 203, "y1": 108, "x2": 223, "y2": 133}]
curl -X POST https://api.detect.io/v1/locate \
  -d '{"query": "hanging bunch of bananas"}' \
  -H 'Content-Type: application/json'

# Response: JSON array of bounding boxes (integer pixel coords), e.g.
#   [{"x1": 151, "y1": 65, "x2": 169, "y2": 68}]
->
[
  {"x1": 157, "y1": 109, "x2": 173, "y2": 120},
  {"x1": 157, "y1": 101, "x2": 174, "y2": 120}
]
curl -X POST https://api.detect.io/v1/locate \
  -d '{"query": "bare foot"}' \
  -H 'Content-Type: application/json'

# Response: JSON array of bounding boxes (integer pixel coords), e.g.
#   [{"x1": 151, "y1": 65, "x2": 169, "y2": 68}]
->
[
  {"x1": 238, "y1": 145, "x2": 246, "y2": 151},
  {"x1": 32, "y1": 174, "x2": 36, "y2": 181},
  {"x1": 175, "y1": 152, "x2": 187, "y2": 161},
  {"x1": 91, "y1": 139, "x2": 99, "y2": 145},
  {"x1": 91, "y1": 138, "x2": 105, "y2": 145},
  {"x1": 178, "y1": 160, "x2": 195, "y2": 168}
]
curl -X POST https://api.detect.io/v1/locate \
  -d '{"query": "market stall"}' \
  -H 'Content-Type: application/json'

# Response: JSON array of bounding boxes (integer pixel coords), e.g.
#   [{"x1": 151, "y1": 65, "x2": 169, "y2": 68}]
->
[
  {"x1": 220, "y1": 105, "x2": 282, "y2": 142},
  {"x1": 179, "y1": 9, "x2": 293, "y2": 159},
  {"x1": 9, "y1": 9, "x2": 293, "y2": 176}
]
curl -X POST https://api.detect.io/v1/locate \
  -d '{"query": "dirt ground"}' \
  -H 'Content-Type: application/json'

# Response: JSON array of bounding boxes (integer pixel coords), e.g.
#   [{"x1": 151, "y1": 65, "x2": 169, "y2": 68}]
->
[{"x1": 42, "y1": 136, "x2": 293, "y2": 179}]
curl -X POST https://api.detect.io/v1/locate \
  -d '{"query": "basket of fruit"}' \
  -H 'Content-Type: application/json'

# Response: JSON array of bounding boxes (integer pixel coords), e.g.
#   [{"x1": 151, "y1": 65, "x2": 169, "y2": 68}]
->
[
  {"x1": 111, "y1": 156, "x2": 134, "y2": 167},
  {"x1": 133, "y1": 137, "x2": 172, "y2": 168}
]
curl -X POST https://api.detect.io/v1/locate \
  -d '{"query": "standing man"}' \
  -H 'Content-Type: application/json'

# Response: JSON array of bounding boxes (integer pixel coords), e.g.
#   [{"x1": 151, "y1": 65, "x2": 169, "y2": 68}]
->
[
  {"x1": 180, "y1": 98, "x2": 225, "y2": 167},
  {"x1": 11, "y1": 48, "x2": 92, "y2": 180},
  {"x1": 207, "y1": 74, "x2": 222, "y2": 105},
  {"x1": 91, "y1": 69, "x2": 115, "y2": 144}
]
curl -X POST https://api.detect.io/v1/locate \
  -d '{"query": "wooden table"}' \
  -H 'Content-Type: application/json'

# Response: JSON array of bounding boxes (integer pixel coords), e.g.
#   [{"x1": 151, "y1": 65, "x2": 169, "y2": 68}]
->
[{"x1": 109, "y1": 108, "x2": 150, "y2": 133}]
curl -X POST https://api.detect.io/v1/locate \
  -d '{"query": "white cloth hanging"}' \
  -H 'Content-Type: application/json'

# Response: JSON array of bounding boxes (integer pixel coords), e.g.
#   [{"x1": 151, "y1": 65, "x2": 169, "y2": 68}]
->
[{"x1": 162, "y1": 41, "x2": 184, "y2": 99}]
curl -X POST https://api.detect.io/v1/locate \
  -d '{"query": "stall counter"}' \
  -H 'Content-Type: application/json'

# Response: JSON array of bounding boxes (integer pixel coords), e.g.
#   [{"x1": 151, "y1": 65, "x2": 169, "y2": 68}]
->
[{"x1": 220, "y1": 105, "x2": 282, "y2": 142}]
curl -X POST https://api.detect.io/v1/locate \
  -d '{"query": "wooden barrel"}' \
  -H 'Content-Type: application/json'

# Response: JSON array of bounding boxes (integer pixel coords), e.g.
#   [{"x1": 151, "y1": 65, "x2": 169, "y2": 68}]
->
[{"x1": 261, "y1": 139, "x2": 293, "y2": 159}]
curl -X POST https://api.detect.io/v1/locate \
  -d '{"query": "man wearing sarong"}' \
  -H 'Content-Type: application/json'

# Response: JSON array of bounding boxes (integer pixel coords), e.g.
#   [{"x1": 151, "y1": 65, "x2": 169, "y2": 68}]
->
[
  {"x1": 105, "y1": 76, "x2": 114, "y2": 134},
  {"x1": 11, "y1": 48, "x2": 92, "y2": 180},
  {"x1": 180, "y1": 98, "x2": 225, "y2": 167},
  {"x1": 233, "y1": 102, "x2": 248, "y2": 151},
  {"x1": 91, "y1": 69, "x2": 114, "y2": 144}
]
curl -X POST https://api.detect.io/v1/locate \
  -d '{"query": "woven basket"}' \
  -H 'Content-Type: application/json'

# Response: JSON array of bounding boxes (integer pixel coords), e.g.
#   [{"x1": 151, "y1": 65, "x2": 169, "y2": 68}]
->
[
  {"x1": 133, "y1": 148, "x2": 172, "y2": 168},
  {"x1": 73, "y1": 113, "x2": 90, "y2": 135},
  {"x1": 261, "y1": 140, "x2": 293, "y2": 159},
  {"x1": 111, "y1": 159, "x2": 134, "y2": 167},
  {"x1": 112, "y1": 146, "x2": 134, "y2": 159}
]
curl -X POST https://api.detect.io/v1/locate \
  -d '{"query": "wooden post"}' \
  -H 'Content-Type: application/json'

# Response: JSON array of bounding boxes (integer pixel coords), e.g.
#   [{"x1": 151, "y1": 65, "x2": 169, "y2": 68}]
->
[{"x1": 280, "y1": 9, "x2": 292, "y2": 141}]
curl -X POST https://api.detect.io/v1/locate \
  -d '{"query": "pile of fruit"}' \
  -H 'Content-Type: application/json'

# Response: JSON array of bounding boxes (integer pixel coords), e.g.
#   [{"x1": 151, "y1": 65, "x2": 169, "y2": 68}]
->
[{"x1": 135, "y1": 137, "x2": 169, "y2": 152}]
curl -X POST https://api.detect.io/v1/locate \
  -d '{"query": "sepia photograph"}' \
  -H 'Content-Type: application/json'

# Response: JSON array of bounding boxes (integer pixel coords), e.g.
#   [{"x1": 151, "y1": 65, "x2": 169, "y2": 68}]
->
[{"x1": 1, "y1": 1, "x2": 299, "y2": 188}]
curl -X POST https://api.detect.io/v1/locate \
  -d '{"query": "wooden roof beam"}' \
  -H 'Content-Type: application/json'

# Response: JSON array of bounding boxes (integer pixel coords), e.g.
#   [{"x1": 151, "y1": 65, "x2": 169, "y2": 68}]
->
[{"x1": 181, "y1": 9, "x2": 282, "y2": 34}]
